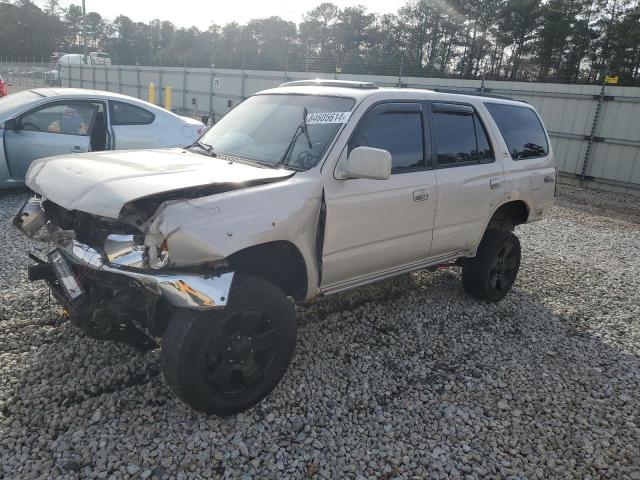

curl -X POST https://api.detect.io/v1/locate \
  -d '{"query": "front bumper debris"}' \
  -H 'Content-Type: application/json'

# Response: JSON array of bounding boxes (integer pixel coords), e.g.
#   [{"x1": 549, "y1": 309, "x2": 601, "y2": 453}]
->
[
  {"x1": 58, "y1": 241, "x2": 233, "y2": 310},
  {"x1": 13, "y1": 197, "x2": 233, "y2": 311}
]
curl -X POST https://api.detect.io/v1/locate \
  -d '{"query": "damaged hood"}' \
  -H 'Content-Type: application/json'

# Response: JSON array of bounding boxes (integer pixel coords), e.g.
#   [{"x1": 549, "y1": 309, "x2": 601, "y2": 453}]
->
[{"x1": 25, "y1": 148, "x2": 294, "y2": 218}]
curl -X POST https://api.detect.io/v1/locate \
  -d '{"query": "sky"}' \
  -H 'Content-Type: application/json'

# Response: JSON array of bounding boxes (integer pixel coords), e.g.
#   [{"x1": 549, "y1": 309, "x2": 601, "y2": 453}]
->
[{"x1": 47, "y1": 0, "x2": 407, "y2": 29}]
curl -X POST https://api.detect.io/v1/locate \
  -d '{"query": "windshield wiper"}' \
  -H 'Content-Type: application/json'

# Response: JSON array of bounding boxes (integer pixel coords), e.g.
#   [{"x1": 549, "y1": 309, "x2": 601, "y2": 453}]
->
[
  {"x1": 186, "y1": 140, "x2": 217, "y2": 157},
  {"x1": 274, "y1": 107, "x2": 313, "y2": 168}
]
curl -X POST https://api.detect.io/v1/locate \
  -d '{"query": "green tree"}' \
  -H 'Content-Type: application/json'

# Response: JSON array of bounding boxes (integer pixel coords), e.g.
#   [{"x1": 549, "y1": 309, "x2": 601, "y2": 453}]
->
[
  {"x1": 63, "y1": 4, "x2": 83, "y2": 50},
  {"x1": 85, "y1": 11, "x2": 105, "y2": 49}
]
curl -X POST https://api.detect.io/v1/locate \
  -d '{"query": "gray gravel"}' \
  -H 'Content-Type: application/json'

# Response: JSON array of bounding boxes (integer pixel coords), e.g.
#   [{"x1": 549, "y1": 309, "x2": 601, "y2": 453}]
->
[{"x1": 1, "y1": 183, "x2": 639, "y2": 479}]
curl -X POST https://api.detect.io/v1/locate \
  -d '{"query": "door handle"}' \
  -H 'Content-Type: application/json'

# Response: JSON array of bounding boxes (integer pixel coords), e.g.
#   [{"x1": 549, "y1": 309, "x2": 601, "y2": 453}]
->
[
  {"x1": 490, "y1": 177, "x2": 503, "y2": 190},
  {"x1": 71, "y1": 146, "x2": 86, "y2": 153},
  {"x1": 413, "y1": 189, "x2": 430, "y2": 202}
]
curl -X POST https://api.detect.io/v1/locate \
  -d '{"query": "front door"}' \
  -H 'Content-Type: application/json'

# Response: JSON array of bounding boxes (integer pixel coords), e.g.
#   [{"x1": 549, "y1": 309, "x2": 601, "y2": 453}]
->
[
  {"x1": 322, "y1": 102, "x2": 437, "y2": 289},
  {"x1": 4, "y1": 101, "x2": 96, "y2": 180}
]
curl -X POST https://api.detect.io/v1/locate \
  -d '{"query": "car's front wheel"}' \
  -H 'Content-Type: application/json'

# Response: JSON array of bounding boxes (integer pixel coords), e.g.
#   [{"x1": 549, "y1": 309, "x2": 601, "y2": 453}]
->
[
  {"x1": 162, "y1": 274, "x2": 297, "y2": 416},
  {"x1": 461, "y1": 229, "x2": 521, "y2": 302}
]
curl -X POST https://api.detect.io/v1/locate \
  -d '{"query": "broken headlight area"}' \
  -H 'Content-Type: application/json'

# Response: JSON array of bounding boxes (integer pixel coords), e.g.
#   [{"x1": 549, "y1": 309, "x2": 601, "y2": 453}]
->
[
  {"x1": 12, "y1": 198, "x2": 166, "y2": 270},
  {"x1": 42, "y1": 200, "x2": 172, "y2": 271},
  {"x1": 104, "y1": 234, "x2": 170, "y2": 270},
  {"x1": 43, "y1": 200, "x2": 140, "y2": 248},
  {"x1": 104, "y1": 234, "x2": 146, "y2": 268}
]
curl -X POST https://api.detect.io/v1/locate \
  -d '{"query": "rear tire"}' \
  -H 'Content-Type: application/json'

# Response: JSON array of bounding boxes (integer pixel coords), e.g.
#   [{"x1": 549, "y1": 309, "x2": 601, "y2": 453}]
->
[
  {"x1": 162, "y1": 274, "x2": 297, "y2": 416},
  {"x1": 462, "y1": 229, "x2": 521, "y2": 302}
]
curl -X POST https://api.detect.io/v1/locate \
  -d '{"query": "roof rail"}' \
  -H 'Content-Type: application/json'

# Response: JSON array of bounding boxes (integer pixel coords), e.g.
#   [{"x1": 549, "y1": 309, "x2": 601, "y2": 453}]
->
[
  {"x1": 431, "y1": 87, "x2": 524, "y2": 102},
  {"x1": 279, "y1": 79, "x2": 378, "y2": 89}
]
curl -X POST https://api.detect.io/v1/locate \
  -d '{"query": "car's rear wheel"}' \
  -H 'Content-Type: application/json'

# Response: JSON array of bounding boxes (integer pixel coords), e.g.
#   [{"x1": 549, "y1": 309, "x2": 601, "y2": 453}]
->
[
  {"x1": 461, "y1": 229, "x2": 521, "y2": 302},
  {"x1": 162, "y1": 274, "x2": 297, "y2": 416}
]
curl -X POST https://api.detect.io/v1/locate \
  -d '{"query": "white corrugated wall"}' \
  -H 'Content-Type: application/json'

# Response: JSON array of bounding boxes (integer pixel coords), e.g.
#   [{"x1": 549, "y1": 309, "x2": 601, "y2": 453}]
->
[{"x1": 61, "y1": 65, "x2": 640, "y2": 194}]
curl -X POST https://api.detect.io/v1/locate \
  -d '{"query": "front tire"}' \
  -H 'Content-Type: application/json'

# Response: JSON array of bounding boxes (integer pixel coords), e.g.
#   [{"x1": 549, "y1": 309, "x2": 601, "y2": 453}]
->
[
  {"x1": 162, "y1": 274, "x2": 297, "y2": 416},
  {"x1": 462, "y1": 229, "x2": 521, "y2": 302}
]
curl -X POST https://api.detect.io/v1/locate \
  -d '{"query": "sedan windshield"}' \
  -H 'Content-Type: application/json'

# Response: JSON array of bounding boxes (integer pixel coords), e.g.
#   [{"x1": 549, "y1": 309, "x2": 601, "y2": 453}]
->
[
  {"x1": 0, "y1": 90, "x2": 43, "y2": 118},
  {"x1": 199, "y1": 94, "x2": 355, "y2": 170}
]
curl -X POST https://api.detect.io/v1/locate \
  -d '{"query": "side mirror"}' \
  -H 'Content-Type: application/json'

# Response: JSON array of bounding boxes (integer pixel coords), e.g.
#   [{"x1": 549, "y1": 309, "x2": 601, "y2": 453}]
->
[
  {"x1": 340, "y1": 146, "x2": 392, "y2": 180},
  {"x1": 3, "y1": 119, "x2": 17, "y2": 130}
]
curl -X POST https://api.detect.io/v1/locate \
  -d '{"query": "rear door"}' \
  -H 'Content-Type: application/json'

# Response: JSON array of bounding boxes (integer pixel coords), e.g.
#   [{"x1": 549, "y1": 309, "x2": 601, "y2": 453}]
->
[
  {"x1": 428, "y1": 102, "x2": 506, "y2": 257},
  {"x1": 108, "y1": 100, "x2": 158, "y2": 149},
  {"x1": 4, "y1": 101, "x2": 96, "y2": 181}
]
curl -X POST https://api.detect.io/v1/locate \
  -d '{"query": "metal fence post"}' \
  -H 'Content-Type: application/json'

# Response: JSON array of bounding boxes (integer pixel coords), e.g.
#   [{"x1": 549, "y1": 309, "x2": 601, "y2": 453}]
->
[
  {"x1": 136, "y1": 65, "x2": 141, "y2": 99},
  {"x1": 183, "y1": 63, "x2": 188, "y2": 111},
  {"x1": 580, "y1": 82, "x2": 607, "y2": 180},
  {"x1": 80, "y1": 61, "x2": 84, "y2": 88},
  {"x1": 117, "y1": 65, "x2": 122, "y2": 94},
  {"x1": 397, "y1": 57, "x2": 404, "y2": 87},
  {"x1": 92, "y1": 64, "x2": 96, "y2": 89},
  {"x1": 104, "y1": 62, "x2": 108, "y2": 90},
  {"x1": 284, "y1": 55, "x2": 288, "y2": 83},
  {"x1": 240, "y1": 56, "x2": 246, "y2": 101},
  {"x1": 209, "y1": 66, "x2": 214, "y2": 122},
  {"x1": 158, "y1": 67, "x2": 163, "y2": 107}
]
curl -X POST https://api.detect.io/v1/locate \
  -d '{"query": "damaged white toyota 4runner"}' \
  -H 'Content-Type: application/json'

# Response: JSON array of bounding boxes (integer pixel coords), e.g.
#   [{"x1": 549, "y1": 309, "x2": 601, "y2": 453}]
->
[{"x1": 13, "y1": 80, "x2": 555, "y2": 415}]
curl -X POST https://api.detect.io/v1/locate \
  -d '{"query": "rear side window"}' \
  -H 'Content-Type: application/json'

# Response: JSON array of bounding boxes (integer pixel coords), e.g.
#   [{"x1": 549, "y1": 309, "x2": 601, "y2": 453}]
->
[
  {"x1": 485, "y1": 103, "x2": 548, "y2": 159},
  {"x1": 350, "y1": 104, "x2": 425, "y2": 173},
  {"x1": 110, "y1": 101, "x2": 155, "y2": 125},
  {"x1": 431, "y1": 104, "x2": 494, "y2": 167}
]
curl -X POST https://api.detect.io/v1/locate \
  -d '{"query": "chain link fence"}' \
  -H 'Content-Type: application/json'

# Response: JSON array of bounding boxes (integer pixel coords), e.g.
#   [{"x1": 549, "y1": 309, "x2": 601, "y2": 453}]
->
[{"x1": 0, "y1": 57, "x2": 54, "y2": 92}]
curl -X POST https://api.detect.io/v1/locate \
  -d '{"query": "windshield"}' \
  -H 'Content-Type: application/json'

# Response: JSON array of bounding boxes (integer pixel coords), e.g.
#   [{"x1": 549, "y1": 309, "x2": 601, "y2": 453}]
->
[
  {"x1": 199, "y1": 94, "x2": 355, "y2": 170},
  {"x1": 0, "y1": 90, "x2": 42, "y2": 118}
]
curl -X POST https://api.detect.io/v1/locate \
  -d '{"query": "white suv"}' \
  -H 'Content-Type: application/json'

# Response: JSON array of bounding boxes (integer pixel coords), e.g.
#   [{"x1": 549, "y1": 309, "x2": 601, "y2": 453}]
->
[{"x1": 14, "y1": 80, "x2": 556, "y2": 415}]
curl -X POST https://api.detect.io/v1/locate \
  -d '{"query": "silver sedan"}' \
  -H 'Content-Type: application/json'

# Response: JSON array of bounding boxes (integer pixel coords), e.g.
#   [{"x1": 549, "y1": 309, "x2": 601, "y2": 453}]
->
[{"x1": 0, "y1": 88, "x2": 204, "y2": 189}]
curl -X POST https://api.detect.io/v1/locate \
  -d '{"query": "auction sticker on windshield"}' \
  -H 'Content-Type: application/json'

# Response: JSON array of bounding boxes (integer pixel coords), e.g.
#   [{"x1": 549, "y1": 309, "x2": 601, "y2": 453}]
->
[{"x1": 306, "y1": 112, "x2": 351, "y2": 124}]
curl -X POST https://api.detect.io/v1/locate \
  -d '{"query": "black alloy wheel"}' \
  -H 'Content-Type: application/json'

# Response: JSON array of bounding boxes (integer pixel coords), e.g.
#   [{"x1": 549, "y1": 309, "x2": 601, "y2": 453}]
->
[
  {"x1": 162, "y1": 274, "x2": 297, "y2": 416},
  {"x1": 462, "y1": 229, "x2": 522, "y2": 302}
]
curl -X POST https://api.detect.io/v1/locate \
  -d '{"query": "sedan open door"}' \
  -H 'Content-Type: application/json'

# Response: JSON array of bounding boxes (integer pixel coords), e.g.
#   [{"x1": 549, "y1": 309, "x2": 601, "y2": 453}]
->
[{"x1": 3, "y1": 101, "x2": 97, "y2": 180}]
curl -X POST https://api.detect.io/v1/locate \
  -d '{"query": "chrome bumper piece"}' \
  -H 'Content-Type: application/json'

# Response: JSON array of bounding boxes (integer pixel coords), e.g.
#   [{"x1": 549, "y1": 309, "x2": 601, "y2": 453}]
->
[{"x1": 61, "y1": 241, "x2": 233, "y2": 311}]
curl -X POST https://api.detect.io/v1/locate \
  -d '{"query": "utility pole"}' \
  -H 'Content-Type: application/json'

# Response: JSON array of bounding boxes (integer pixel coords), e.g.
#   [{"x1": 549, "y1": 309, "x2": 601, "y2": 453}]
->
[{"x1": 82, "y1": 0, "x2": 88, "y2": 64}]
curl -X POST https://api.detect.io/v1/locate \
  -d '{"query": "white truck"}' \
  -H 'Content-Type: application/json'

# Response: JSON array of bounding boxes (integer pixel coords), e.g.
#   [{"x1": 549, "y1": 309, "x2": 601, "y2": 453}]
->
[
  {"x1": 13, "y1": 80, "x2": 556, "y2": 415},
  {"x1": 45, "y1": 53, "x2": 111, "y2": 85}
]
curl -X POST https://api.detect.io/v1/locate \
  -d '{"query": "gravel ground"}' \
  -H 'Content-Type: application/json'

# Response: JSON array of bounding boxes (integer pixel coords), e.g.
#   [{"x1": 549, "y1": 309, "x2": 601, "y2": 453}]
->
[{"x1": 0, "y1": 184, "x2": 639, "y2": 479}]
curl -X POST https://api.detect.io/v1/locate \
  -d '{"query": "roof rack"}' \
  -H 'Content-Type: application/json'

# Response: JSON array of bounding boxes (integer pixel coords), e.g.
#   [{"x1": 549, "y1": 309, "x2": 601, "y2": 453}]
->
[
  {"x1": 279, "y1": 79, "x2": 378, "y2": 89},
  {"x1": 431, "y1": 87, "x2": 524, "y2": 102}
]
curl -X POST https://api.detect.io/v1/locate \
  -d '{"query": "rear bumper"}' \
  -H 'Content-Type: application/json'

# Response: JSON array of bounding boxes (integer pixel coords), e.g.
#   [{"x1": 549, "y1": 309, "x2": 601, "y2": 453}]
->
[{"x1": 38, "y1": 241, "x2": 234, "y2": 311}]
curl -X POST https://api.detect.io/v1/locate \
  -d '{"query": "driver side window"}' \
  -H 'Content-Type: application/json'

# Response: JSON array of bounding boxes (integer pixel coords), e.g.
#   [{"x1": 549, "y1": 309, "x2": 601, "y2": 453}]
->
[
  {"x1": 349, "y1": 103, "x2": 427, "y2": 173},
  {"x1": 19, "y1": 103, "x2": 96, "y2": 136}
]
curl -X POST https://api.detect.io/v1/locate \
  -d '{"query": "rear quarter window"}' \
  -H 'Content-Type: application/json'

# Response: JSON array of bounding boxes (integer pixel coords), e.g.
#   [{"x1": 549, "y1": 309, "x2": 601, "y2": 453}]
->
[
  {"x1": 485, "y1": 103, "x2": 549, "y2": 160},
  {"x1": 110, "y1": 101, "x2": 155, "y2": 126}
]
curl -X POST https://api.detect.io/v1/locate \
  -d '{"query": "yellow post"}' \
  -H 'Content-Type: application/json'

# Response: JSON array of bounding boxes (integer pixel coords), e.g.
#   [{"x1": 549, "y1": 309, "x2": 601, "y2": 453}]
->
[
  {"x1": 164, "y1": 85, "x2": 172, "y2": 111},
  {"x1": 148, "y1": 82, "x2": 156, "y2": 104}
]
